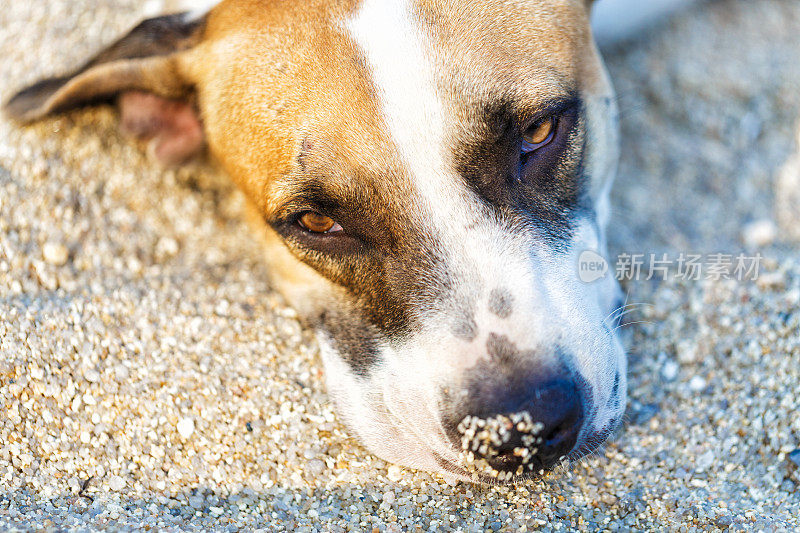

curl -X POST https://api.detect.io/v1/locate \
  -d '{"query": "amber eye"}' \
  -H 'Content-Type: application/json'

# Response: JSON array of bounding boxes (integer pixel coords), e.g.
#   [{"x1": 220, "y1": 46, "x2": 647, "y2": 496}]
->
[
  {"x1": 298, "y1": 211, "x2": 342, "y2": 234},
  {"x1": 522, "y1": 116, "x2": 556, "y2": 151}
]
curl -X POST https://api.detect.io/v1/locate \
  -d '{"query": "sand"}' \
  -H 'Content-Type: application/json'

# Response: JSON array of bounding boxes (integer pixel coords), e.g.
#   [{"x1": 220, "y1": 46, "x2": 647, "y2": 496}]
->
[{"x1": 1, "y1": 0, "x2": 799, "y2": 530}]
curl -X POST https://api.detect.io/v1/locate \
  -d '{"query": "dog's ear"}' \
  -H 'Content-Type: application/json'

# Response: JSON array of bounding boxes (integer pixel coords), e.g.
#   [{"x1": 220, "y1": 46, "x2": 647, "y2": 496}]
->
[{"x1": 4, "y1": 12, "x2": 208, "y2": 165}]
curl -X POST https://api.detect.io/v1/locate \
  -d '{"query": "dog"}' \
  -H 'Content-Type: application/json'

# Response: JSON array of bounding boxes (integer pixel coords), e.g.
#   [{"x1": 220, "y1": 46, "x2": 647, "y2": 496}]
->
[{"x1": 6, "y1": 0, "x2": 632, "y2": 483}]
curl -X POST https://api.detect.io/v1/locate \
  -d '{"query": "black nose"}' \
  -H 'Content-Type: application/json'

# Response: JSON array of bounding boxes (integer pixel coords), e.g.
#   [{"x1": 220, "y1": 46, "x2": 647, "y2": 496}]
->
[{"x1": 447, "y1": 376, "x2": 585, "y2": 478}]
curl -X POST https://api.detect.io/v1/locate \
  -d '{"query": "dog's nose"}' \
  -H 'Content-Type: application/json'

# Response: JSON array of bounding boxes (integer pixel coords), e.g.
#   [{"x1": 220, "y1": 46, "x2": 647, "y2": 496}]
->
[{"x1": 450, "y1": 375, "x2": 584, "y2": 477}]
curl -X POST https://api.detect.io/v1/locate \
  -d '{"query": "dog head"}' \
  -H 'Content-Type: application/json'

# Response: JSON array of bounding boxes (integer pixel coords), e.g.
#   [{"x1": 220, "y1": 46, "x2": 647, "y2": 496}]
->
[{"x1": 6, "y1": 0, "x2": 625, "y2": 482}]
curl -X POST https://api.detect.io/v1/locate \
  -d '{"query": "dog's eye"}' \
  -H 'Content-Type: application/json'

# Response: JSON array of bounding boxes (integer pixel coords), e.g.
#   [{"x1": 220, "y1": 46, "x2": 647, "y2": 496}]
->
[
  {"x1": 298, "y1": 211, "x2": 343, "y2": 234},
  {"x1": 522, "y1": 116, "x2": 556, "y2": 152}
]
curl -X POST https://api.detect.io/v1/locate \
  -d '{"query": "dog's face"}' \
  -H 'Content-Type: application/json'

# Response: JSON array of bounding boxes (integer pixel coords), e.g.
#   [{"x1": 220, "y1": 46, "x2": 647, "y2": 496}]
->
[{"x1": 7, "y1": 0, "x2": 625, "y2": 482}]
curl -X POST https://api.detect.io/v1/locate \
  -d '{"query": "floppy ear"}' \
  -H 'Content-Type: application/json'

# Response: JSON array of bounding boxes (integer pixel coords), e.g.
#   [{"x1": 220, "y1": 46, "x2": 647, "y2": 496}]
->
[{"x1": 4, "y1": 12, "x2": 208, "y2": 165}]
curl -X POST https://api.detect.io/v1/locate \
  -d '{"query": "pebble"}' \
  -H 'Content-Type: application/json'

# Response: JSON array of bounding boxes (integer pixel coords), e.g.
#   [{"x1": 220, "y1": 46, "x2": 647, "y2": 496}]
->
[
  {"x1": 789, "y1": 450, "x2": 800, "y2": 468},
  {"x1": 155, "y1": 236, "x2": 180, "y2": 260},
  {"x1": 715, "y1": 514, "x2": 734, "y2": 527},
  {"x1": 629, "y1": 402, "x2": 660, "y2": 425},
  {"x1": 741, "y1": 219, "x2": 777, "y2": 248},
  {"x1": 188, "y1": 496, "x2": 204, "y2": 510},
  {"x1": 689, "y1": 376, "x2": 707, "y2": 392},
  {"x1": 114, "y1": 364, "x2": 130, "y2": 382},
  {"x1": 307, "y1": 459, "x2": 325, "y2": 477},
  {"x1": 662, "y1": 360, "x2": 679, "y2": 381},
  {"x1": 601, "y1": 494, "x2": 618, "y2": 506},
  {"x1": 176, "y1": 418, "x2": 195, "y2": 439},
  {"x1": 387, "y1": 465, "x2": 403, "y2": 483},
  {"x1": 696, "y1": 450, "x2": 715, "y2": 472},
  {"x1": 42, "y1": 241, "x2": 69, "y2": 266},
  {"x1": 109, "y1": 477, "x2": 126, "y2": 492}
]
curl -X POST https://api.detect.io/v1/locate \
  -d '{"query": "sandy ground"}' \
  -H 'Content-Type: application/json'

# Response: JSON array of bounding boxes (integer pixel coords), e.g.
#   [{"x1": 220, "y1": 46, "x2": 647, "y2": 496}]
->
[{"x1": 1, "y1": 0, "x2": 799, "y2": 530}]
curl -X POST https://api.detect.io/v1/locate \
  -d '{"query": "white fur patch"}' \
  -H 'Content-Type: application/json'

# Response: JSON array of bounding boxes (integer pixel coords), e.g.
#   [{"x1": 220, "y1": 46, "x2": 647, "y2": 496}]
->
[{"x1": 346, "y1": 0, "x2": 456, "y2": 215}]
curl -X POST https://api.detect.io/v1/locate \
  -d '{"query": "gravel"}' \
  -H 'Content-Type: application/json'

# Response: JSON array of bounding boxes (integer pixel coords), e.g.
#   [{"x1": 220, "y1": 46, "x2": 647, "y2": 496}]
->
[{"x1": 2, "y1": 0, "x2": 799, "y2": 530}]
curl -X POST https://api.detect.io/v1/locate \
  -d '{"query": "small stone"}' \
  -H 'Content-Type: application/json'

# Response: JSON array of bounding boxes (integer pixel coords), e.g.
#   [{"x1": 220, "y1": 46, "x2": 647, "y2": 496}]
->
[
  {"x1": 678, "y1": 343, "x2": 698, "y2": 364},
  {"x1": 662, "y1": 360, "x2": 679, "y2": 382},
  {"x1": 788, "y1": 449, "x2": 800, "y2": 467},
  {"x1": 114, "y1": 364, "x2": 130, "y2": 382},
  {"x1": 696, "y1": 450, "x2": 715, "y2": 471},
  {"x1": 108, "y1": 476, "x2": 125, "y2": 492},
  {"x1": 757, "y1": 271, "x2": 786, "y2": 290},
  {"x1": 741, "y1": 219, "x2": 777, "y2": 248},
  {"x1": 618, "y1": 488, "x2": 646, "y2": 516},
  {"x1": 715, "y1": 515, "x2": 733, "y2": 527},
  {"x1": 629, "y1": 402, "x2": 660, "y2": 425},
  {"x1": 382, "y1": 491, "x2": 396, "y2": 505},
  {"x1": 209, "y1": 506, "x2": 224, "y2": 516},
  {"x1": 155, "y1": 237, "x2": 180, "y2": 261},
  {"x1": 177, "y1": 418, "x2": 195, "y2": 439},
  {"x1": 188, "y1": 495, "x2": 204, "y2": 510},
  {"x1": 387, "y1": 465, "x2": 402, "y2": 482},
  {"x1": 84, "y1": 369, "x2": 101, "y2": 383},
  {"x1": 689, "y1": 376, "x2": 707, "y2": 392},
  {"x1": 600, "y1": 494, "x2": 618, "y2": 506},
  {"x1": 70, "y1": 497, "x2": 90, "y2": 514},
  {"x1": 29, "y1": 364, "x2": 44, "y2": 381},
  {"x1": 307, "y1": 459, "x2": 325, "y2": 477},
  {"x1": 42, "y1": 241, "x2": 69, "y2": 266}
]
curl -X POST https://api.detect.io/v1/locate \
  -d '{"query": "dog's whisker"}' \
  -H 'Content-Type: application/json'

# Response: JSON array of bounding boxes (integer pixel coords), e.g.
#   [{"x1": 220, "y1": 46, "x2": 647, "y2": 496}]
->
[
  {"x1": 603, "y1": 283, "x2": 652, "y2": 325},
  {"x1": 609, "y1": 305, "x2": 652, "y2": 326},
  {"x1": 604, "y1": 286, "x2": 633, "y2": 323},
  {"x1": 605, "y1": 302, "x2": 650, "y2": 324},
  {"x1": 604, "y1": 300, "x2": 652, "y2": 327},
  {"x1": 612, "y1": 319, "x2": 653, "y2": 334}
]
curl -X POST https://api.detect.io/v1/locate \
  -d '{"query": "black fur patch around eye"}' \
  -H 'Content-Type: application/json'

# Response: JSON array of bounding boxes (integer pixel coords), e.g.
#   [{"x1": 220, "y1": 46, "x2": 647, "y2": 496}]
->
[{"x1": 452, "y1": 95, "x2": 587, "y2": 244}]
